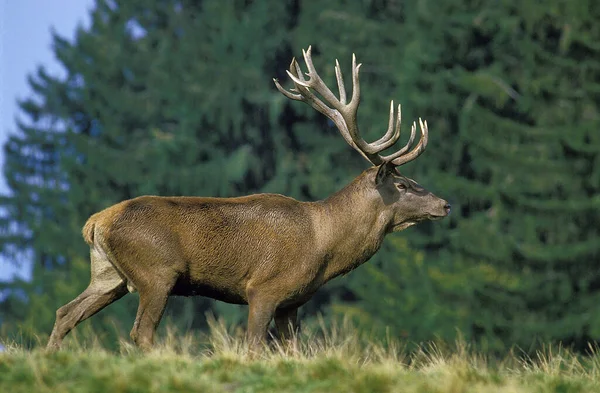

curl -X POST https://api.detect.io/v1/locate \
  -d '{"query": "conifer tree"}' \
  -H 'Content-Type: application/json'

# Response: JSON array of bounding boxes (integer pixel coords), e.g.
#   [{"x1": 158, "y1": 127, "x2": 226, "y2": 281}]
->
[{"x1": 344, "y1": 0, "x2": 600, "y2": 351}]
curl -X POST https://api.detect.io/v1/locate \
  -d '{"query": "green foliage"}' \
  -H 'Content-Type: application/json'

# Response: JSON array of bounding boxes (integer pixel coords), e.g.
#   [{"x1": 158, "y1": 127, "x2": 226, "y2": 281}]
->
[
  {"x1": 340, "y1": 0, "x2": 600, "y2": 353},
  {"x1": 333, "y1": 237, "x2": 466, "y2": 345},
  {"x1": 1, "y1": 0, "x2": 600, "y2": 355}
]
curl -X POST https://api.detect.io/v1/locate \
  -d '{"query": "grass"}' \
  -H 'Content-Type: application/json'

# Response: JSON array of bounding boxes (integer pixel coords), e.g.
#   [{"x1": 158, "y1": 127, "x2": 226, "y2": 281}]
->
[{"x1": 2, "y1": 318, "x2": 600, "y2": 393}]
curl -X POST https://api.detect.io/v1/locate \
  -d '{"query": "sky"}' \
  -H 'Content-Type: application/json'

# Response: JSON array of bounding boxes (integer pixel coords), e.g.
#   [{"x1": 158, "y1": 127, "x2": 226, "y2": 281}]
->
[{"x1": 0, "y1": 0, "x2": 95, "y2": 281}]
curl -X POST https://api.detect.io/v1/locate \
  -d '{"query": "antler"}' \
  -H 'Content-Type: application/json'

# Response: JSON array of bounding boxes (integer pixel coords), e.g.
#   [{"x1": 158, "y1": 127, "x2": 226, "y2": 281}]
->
[{"x1": 273, "y1": 46, "x2": 428, "y2": 167}]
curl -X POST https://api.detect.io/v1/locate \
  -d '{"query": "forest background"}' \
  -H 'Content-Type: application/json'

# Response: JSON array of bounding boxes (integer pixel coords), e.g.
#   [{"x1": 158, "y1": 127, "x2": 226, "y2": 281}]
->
[{"x1": 0, "y1": 0, "x2": 598, "y2": 355}]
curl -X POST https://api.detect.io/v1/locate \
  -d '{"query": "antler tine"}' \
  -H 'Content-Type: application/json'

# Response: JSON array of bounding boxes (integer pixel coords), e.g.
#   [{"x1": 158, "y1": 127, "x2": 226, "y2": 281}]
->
[
  {"x1": 273, "y1": 78, "x2": 301, "y2": 100},
  {"x1": 292, "y1": 57, "x2": 304, "y2": 80},
  {"x1": 301, "y1": 46, "x2": 342, "y2": 106},
  {"x1": 349, "y1": 53, "x2": 361, "y2": 112},
  {"x1": 389, "y1": 119, "x2": 429, "y2": 166},
  {"x1": 337, "y1": 54, "x2": 398, "y2": 157},
  {"x1": 380, "y1": 117, "x2": 416, "y2": 162},
  {"x1": 335, "y1": 60, "x2": 346, "y2": 105},
  {"x1": 369, "y1": 102, "x2": 402, "y2": 150},
  {"x1": 284, "y1": 60, "x2": 309, "y2": 88},
  {"x1": 280, "y1": 58, "x2": 338, "y2": 119},
  {"x1": 273, "y1": 58, "x2": 305, "y2": 101}
]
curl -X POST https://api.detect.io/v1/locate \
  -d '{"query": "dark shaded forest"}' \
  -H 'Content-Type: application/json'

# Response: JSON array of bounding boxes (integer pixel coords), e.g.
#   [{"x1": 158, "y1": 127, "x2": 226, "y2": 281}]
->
[{"x1": 1, "y1": 0, "x2": 598, "y2": 355}]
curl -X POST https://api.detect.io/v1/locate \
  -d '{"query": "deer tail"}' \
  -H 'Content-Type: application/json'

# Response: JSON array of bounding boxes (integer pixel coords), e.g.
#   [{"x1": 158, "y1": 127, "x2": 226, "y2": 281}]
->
[{"x1": 82, "y1": 216, "x2": 98, "y2": 245}]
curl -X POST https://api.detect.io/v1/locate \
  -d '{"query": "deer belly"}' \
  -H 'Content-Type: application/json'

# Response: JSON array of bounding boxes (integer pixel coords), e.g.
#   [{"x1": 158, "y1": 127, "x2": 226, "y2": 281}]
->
[{"x1": 171, "y1": 277, "x2": 247, "y2": 304}]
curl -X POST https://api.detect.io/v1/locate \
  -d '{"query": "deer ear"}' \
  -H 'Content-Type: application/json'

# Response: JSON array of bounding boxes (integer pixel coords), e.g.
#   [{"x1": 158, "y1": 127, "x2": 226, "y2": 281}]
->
[{"x1": 375, "y1": 162, "x2": 395, "y2": 186}]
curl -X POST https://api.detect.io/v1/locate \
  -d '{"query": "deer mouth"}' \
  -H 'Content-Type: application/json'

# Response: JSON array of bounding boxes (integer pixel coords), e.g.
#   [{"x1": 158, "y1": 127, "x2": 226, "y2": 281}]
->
[
  {"x1": 390, "y1": 221, "x2": 417, "y2": 232},
  {"x1": 428, "y1": 214, "x2": 446, "y2": 221},
  {"x1": 428, "y1": 210, "x2": 450, "y2": 220},
  {"x1": 391, "y1": 210, "x2": 447, "y2": 231}
]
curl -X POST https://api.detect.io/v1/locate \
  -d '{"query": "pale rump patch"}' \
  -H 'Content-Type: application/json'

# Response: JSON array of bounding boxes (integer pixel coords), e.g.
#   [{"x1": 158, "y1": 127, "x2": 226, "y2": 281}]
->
[{"x1": 90, "y1": 247, "x2": 125, "y2": 291}]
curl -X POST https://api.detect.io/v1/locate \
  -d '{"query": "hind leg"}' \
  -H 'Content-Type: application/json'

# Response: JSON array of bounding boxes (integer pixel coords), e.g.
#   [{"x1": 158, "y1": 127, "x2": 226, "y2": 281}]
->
[
  {"x1": 47, "y1": 248, "x2": 127, "y2": 350},
  {"x1": 275, "y1": 307, "x2": 299, "y2": 341},
  {"x1": 246, "y1": 291, "x2": 279, "y2": 351},
  {"x1": 128, "y1": 269, "x2": 177, "y2": 351}
]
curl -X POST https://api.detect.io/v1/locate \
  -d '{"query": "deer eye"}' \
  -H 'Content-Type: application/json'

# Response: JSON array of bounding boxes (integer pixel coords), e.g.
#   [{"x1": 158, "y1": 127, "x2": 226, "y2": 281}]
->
[{"x1": 396, "y1": 183, "x2": 407, "y2": 190}]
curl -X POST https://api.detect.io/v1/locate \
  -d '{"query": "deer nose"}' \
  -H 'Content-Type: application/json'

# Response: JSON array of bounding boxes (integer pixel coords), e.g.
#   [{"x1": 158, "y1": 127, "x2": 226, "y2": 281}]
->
[{"x1": 444, "y1": 202, "x2": 451, "y2": 214}]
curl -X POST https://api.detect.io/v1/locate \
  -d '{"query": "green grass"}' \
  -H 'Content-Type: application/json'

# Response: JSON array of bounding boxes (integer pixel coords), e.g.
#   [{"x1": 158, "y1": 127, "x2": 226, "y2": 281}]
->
[{"x1": 2, "y1": 319, "x2": 600, "y2": 393}]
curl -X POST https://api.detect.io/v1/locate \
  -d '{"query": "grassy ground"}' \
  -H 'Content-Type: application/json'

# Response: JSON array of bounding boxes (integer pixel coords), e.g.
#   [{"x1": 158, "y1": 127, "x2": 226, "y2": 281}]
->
[{"x1": 2, "y1": 320, "x2": 600, "y2": 393}]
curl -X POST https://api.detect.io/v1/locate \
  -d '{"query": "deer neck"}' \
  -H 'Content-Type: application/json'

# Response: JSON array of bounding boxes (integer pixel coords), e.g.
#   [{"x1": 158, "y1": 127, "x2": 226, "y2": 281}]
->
[{"x1": 310, "y1": 170, "x2": 390, "y2": 282}]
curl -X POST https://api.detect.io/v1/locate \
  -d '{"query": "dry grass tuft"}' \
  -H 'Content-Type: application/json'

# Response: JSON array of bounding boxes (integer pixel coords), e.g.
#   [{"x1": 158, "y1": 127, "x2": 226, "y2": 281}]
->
[{"x1": 2, "y1": 319, "x2": 600, "y2": 392}]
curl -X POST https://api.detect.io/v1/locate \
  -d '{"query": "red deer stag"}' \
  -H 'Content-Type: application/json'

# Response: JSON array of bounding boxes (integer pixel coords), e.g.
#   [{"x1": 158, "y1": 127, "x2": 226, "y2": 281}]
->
[{"x1": 47, "y1": 46, "x2": 450, "y2": 351}]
